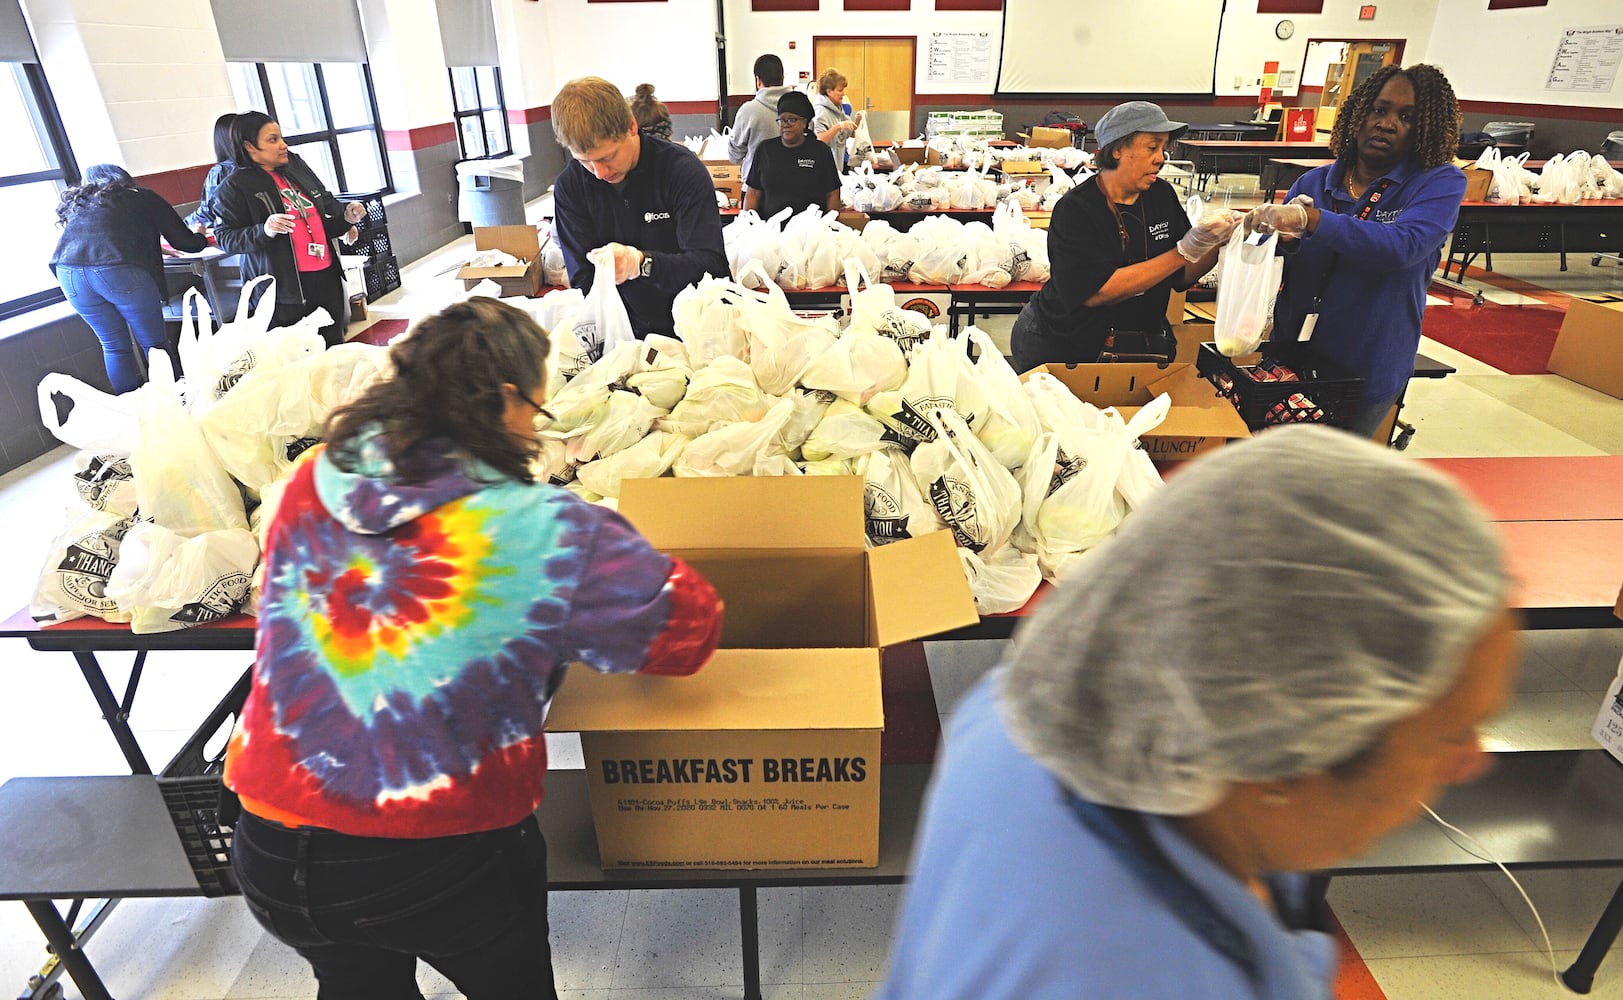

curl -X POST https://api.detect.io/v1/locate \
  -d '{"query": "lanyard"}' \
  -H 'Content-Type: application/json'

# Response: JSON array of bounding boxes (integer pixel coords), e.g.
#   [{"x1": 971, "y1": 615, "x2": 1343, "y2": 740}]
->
[
  {"x1": 1060, "y1": 787, "x2": 1263, "y2": 985},
  {"x1": 1309, "y1": 175, "x2": 1394, "y2": 307}
]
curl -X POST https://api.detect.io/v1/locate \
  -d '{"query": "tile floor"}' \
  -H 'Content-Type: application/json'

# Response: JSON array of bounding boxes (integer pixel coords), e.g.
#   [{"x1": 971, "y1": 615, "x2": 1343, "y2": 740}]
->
[{"x1": 3, "y1": 179, "x2": 1623, "y2": 999}]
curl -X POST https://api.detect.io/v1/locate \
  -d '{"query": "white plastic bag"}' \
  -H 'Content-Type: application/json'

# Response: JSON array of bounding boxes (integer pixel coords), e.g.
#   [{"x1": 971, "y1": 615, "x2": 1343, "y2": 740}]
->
[
  {"x1": 801, "y1": 399, "x2": 890, "y2": 461},
  {"x1": 909, "y1": 407, "x2": 1022, "y2": 557},
  {"x1": 575, "y1": 430, "x2": 688, "y2": 498},
  {"x1": 36, "y1": 373, "x2": 144, "y2": 456},
  {"x1": 1018, "y1": 395, "x2": 1170, "y2": 581},
  {"x1": 131, "y1": 364, "x2": 248, "y2": 534},
  {"x1": 104, "y1": 521, "x2": 258, "y2": 633},
  {"x1": 30, "y1": 506, "x2": 134, "y2": 624},
  {"x1": 857, "y1": 447, "x2": 946, "y2": 546},
  {"x1": 660, "y1": 355, "x2": 770, "y2": 437},
  {"x1": 958, "y1": 545, "x2": 1042, "y2": 615},
  {"x1": 1213, "y1": 226, "x2": 1283, "y2": 356},
  {"x1": 865, "y1": 330, "x2": 988, "y2": 450},
  {"x1": 571, "y1": 250, "x2": 637, "y2": 365},
  {"x1": 672, "y1": 396, "x2": 797, "y2": 477},
  {"x1": 850, "y1": 115, "x2": 875, "y2": 169},
  {"x1": 72, "y1": 453, "x2": 139, "y2": 516}
]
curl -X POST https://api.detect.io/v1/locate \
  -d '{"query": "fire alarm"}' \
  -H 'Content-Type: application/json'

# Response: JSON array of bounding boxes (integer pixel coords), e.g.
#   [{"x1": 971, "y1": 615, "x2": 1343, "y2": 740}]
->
[{"x1": 1359, "y1": 4, "x2": 1376, "y2": 19}]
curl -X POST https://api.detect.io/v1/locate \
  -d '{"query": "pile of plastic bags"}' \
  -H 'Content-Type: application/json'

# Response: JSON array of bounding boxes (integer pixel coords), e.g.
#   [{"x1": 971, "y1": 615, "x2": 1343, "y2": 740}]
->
[
  {"x1": 1475, "y1": 147, "x2": 1623, "y2": 204},
  {"x1": 717, "y1": 203, "x2": 1051, "y2": 293},
  {"x1": 510, "y1": 253, "x2": 1172, "y2": 613},
  {"x1": 31, "y1": 280, "x2": 391, "y2": 632}
]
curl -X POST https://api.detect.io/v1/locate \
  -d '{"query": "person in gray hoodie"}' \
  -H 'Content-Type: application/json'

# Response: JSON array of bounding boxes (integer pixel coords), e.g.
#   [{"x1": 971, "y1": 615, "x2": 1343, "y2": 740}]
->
[{"x1": 728, "y1": 53, "x2": 792, "y2": 178}]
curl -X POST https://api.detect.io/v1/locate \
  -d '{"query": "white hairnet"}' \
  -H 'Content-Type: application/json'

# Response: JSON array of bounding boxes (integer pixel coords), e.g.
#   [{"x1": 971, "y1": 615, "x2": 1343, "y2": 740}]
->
[{"x1": 997, "y1": 425, "x2": 1507, "y2": 816}]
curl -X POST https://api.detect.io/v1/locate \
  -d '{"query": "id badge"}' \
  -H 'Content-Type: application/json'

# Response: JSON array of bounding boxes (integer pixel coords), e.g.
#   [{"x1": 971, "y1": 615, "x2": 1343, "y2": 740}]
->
[
  {"x1": 307, "y1": 242, "x2": 327, "y2": 259},
  {"x1": 1298, "y1": 312, "x2": 1318, "y2": 342}
]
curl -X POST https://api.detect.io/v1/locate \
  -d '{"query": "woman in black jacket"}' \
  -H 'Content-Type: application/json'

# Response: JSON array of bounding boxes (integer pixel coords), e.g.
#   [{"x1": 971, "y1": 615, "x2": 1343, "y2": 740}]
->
[
  {"x1": 50, "y1": 163, "x2": 207, "y2": 392},
  {"x1": 185, "y1": 113, "x2": 238, "y2": 233},
  {"x1": 213, "y1": 111, "x2": 364, "y2": 347}
]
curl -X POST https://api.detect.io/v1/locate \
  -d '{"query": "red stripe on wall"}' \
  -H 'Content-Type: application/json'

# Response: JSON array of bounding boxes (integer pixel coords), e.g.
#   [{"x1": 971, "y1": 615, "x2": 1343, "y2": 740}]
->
[
  {"x1": 509, "y1": 105, "x2": 552, "y2": 126},
  {"x1": 935, "y1": 0, "x2": 1002, "y2": 8},
  {"x1": 384, "y1": 122, "x2": 457, "y2": 152},
  {"x1": 667, "y1": 101, "x2": 717, "y2": 115},
  {"x1": 136, "y1": 163, "x2": 212, "y2": 206},
  {"x1": 845, "y1": 0, "x2": 909, "y2": 8},
  {"x1": 1458, "y1": 99, "x2": 1616, "y2": 121}
]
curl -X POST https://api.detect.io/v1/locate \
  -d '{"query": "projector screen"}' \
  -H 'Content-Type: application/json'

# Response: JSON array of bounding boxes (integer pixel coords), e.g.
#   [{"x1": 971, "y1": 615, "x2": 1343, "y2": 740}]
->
[{"x1": 996, "y1": 1, "x2": 1226, "y2": 96}]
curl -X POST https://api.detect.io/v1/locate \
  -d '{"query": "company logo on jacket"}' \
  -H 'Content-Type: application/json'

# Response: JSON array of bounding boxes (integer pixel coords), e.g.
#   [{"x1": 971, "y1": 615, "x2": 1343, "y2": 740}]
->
[
  {"x1": 644, "y1": 211, "x2": 672, "y2": 223},
  {"x1": 1149, "y1": 221, "x2": 1171, "y2": 240}
]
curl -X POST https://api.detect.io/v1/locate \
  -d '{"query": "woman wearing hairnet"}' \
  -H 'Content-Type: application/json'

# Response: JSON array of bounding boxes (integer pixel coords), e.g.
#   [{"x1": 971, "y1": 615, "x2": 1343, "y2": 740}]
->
[{"x1": 876, "y1": 425, "x2": 1519, "y2": 1000}]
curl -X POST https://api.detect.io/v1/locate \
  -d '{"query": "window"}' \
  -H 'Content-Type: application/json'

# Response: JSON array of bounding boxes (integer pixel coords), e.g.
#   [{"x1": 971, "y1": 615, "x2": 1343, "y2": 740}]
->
[
  {"x1": 449, "y1": 65, "x2": 511, "y2": 159},
  {"x1": 1, "y1": 61, "x2": 76, "y2": 320},
  {"x1": 226, "y1": 61, "x2": 391, "y2": 195}
]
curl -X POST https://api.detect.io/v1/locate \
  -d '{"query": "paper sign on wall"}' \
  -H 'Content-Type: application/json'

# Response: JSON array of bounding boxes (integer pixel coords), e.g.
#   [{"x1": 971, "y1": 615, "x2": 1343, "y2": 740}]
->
[{"x1": 1546, "y1": 24, "x2": 1623, "y2": 93}]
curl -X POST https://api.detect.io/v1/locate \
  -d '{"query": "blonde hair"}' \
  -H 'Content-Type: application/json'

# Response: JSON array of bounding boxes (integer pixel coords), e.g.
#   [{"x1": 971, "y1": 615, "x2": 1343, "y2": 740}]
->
[
  {"x1": 552, "y1": 76, "x2": 635, "y2": 154},
  {"x1": 817, "y1": 68, "x2": 848, "y2": 96}
]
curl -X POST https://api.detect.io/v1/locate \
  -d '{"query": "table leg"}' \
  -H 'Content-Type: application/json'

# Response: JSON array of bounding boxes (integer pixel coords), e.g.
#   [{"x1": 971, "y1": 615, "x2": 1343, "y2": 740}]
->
[
  {"x1": 23, "y1": 901, "x2": 116, "y2": 1000},
  {"x1": 71, "y1": 651, "x2": 151, "y2": 775},
  {"x1": 738, "y1": 885, "x2": 762, "y2": 1000},
  {"x1": 1563, "y1": 877, "x2": 1623, "y2": 993}
]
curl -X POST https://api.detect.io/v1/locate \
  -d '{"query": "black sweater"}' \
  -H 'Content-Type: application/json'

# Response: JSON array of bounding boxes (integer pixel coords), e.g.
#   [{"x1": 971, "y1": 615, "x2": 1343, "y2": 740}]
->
[
  {"x1": 212, "y1": 155, "x2": 348, "y2": 309},
  {"x1": 49, "y1": 186, "x2": 207, "y2": 292}
]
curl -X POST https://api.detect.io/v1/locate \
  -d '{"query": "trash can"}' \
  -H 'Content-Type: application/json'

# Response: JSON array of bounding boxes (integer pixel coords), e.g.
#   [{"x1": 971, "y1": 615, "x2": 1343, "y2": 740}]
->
[{"x1": 456, "y1": 156, "x2": 526, "y2": 227}]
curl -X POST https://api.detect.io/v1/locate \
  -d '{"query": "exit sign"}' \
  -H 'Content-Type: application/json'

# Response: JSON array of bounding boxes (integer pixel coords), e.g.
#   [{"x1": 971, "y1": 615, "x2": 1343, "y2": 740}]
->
[{"x1": 1359, "y1": 4, "x2": 1376, "y2": 18}]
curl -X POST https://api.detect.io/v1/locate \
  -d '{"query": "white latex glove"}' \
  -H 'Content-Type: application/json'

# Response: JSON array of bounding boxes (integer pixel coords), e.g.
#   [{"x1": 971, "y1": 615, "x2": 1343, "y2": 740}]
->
[
  {"x1": 591, "y1": 243, "x2": 643, "y2": 284},
  {"x1": 344, "y1": 201, "x2": 367, "y2": 225},
  {"x1": 1176, "y1": 210, "x2": 1240, "y2": 262},
  {"x1": 263, "y1": 212, "x2": 297, "y2": 237},
  {"x1": 1246, "y1": 194, "x2": 1314, "y2": 237}
]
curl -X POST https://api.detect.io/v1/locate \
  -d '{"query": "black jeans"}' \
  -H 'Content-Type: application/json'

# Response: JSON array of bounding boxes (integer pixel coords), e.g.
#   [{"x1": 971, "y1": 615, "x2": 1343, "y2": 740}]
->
[
  {"x1": 268, "y1": 262, "x2": 349, "y2": 347},
  {"x1": 232, "y1": 810, "x2": 558, "y2": 1000}
]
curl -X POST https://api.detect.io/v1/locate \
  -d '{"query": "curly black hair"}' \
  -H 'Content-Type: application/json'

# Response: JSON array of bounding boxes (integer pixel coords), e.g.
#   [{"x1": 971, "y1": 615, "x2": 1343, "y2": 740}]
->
[
  {"x1": 55, "y1": 164, "x2": 137, "y2": 226},
  {"x1": 1330, "y1": 63, "x2": 1461, "y2": 171},
  {"x1": 325, "y1": 297, "x2": 552, "y2": 485}
]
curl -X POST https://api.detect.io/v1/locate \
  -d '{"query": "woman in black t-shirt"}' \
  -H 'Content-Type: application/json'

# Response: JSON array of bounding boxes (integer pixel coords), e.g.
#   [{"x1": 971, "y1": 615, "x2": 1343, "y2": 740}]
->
[
  {"x1": 1010, "y1": 101, "x2": 1236, "y2": 375},
  {"x1": 743, "y1": 90, "x2": 841, "y2": 222}
]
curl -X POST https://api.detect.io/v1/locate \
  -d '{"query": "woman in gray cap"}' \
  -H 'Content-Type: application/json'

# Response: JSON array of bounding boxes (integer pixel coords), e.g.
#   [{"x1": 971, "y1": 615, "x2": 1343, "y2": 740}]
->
[
  {"x1": 1010, "y1": 100, "x2": 1238, "y2": 373},
  {"x1": 743, "y1": 89, "x2": 842, "y2": 221},
  {"x1": 876, "y1": 425, "x2": 1519, "y2": 999}
]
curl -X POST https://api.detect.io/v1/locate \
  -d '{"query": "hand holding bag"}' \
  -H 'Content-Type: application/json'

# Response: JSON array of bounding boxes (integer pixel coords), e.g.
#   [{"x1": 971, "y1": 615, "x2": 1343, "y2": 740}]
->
[{"x1": 1213, "y1": 226, "x2": 1282, "y2": 357}]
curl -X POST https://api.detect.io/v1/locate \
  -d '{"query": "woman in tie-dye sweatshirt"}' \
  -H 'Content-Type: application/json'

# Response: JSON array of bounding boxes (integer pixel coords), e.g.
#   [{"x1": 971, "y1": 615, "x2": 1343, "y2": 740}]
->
[{"x1": 225, "y1": 297, "x2": 722, "y2": 999}]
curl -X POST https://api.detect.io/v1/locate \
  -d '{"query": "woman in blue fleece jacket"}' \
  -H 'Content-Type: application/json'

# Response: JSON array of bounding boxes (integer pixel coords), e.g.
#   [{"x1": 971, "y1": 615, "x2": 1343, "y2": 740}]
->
[{"x1": 1247, "y1": 64, "x2": 1465, "y2": 440}]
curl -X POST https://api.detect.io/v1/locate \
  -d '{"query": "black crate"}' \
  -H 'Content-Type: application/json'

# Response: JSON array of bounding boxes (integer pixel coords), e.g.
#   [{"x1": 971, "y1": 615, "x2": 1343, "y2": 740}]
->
[
  {"x1": 158, "y1": 776, "x2": 238, "y2": 896},
  {"x1": 364, "y1": 255, "x2": 401, "y2": 301},
  {"x1": 352, "y1": 229, "x2": 393, "y2": 262},
  {"x1": 1196, "y1": 341, "x2": 1364, "y2": 429},
  {"x1": 157, "y1": 666, "x2": 251, "y2": 896},
  {"x1": 340, "y1": 191, "x2": 390, "y2": 229}
]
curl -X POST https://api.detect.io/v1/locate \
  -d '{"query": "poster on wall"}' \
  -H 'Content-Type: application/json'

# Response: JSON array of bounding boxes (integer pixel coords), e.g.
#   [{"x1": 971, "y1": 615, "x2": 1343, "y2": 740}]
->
[
  {"x1": 927, "y1": 31, "x2": 993, "y2": 87},
  {"x1": 1544, "y1": 24, "x2": 1623, "y2": 92}
]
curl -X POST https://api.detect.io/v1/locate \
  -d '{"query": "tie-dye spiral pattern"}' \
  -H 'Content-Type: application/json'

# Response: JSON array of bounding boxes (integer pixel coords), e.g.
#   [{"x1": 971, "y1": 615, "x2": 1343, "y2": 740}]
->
[{"x1": 225, "y1": 443, "x2": 721, "y2": 838}]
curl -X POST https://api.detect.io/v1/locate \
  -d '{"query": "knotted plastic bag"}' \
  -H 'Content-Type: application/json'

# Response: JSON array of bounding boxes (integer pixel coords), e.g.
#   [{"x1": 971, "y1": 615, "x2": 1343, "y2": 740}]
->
[{"x1": 1213, "y1": 226, "x2": 1282, "y2": 357}]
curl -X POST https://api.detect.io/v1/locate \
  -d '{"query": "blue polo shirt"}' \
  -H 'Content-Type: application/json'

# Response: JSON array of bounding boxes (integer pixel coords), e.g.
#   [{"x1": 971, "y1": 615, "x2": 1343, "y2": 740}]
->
[
  {"x1": 876, "y1": 672, "x2": 1337, "y2": 1000},
  {"x1": 1270, "y1": 157, "x2": 1465, "y2": 404},
  {"x1": 552, "y1": 135, "x2": 727, "y2": 338}
]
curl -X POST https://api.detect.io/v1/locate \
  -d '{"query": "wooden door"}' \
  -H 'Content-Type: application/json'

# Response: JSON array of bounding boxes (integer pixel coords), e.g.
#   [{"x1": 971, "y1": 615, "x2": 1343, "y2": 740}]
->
[{"x1": 813, "y1": 37, "x2": 915, "y2": 125}]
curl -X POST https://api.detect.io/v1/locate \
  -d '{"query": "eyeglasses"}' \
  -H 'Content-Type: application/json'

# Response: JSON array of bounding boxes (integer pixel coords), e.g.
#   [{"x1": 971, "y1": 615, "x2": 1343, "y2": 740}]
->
[
  {"x1": 514, "y1": 386, "x2": 555, "y2": 424},
  {"x1": 776, "y1": 115, "x2": 806, "y2": 126}
]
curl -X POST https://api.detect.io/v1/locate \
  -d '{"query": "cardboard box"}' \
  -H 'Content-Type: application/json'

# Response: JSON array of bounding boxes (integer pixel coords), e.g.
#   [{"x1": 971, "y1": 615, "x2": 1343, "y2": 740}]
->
[
  {"x1": 705, "y1": 161, "x2": 743, "y2": 208},
  {"x1": 1548, "y1": 295, "x2": 1623, "y2": 399},
  {"x1": 893, "y1": 144, "x2": 927, "y2": 165},
  {"x1": 1027, "y1": 126, "x2": 1072, "y2": 149},
  {"x1": 1459, "y1": 163, "x2": 1493, "y2": 202},
  {"x1": 457, "y1": 225, "x2": 543, "y2": 297},
  {"x1": 836, "y1": 211, "x2": 870, "y2": 232},
  {"x1": 545, "y1": 476, "x2": 978, "y2": 870},
  {"x1": 1020, "y1": 362, "x2": 1251, "y2": 462}
]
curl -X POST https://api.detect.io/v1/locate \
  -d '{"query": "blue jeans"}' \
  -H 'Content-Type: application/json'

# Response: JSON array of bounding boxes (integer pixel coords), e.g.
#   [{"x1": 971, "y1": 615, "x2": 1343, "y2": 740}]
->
[
  {"x1": 1346, "y1": 388, "x2": 1403, "y2": 443},
  {"x1": 56, "y1": 263, "x2": 175, "y2": 393},
  {"x1": 232, "y1": 810, "x2": 558, "y2": 1000}
]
